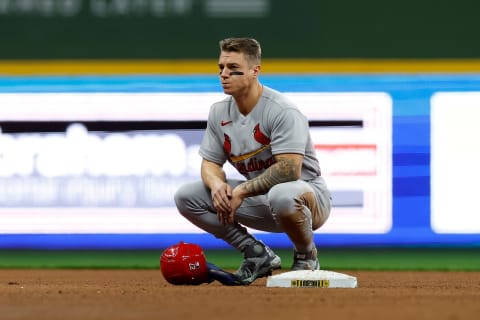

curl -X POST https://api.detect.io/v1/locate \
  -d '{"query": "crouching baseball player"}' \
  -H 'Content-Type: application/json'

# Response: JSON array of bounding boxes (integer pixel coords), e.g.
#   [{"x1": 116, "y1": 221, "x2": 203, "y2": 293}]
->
[{"x1": 174, "y1": 37, "x2": 332, "y2": 285}]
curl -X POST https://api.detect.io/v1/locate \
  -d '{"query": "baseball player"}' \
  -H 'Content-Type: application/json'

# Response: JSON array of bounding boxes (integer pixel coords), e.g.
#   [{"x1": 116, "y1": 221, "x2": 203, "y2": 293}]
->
[{"x1": 174, "y1": 37, "x2": 331, "y2": 285}]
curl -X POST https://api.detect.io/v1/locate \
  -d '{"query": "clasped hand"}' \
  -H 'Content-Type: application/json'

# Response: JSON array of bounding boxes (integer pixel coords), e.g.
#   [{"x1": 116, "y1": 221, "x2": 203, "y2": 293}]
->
[{"x1": 211, "y1": 183, "x2": 243, "y2": 225}]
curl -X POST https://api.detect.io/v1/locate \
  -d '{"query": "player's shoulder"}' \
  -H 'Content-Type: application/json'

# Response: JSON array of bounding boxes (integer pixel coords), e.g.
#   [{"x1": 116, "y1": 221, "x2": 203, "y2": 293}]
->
[
  {"x1": 262, "y1": 86, "x2": 299, "y2": 112},
  {"x1": 206, "y1": 96, "x2": 236, "y2": 129},
  {"x1": 211, "y1": 95, "x2": 232, "y2": 110},
  {"x1": 209, "y1": 96, "x2": 233, "y2": 117}
]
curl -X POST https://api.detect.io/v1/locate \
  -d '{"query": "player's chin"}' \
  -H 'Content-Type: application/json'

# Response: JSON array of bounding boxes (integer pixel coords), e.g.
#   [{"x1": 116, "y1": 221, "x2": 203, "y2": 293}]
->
[
  {"x1": 222, "y1": 85, "x2": 233, "y2": 94},
  {"x1": 222, "y1": 83, "x2": 232, "y2": 92}
]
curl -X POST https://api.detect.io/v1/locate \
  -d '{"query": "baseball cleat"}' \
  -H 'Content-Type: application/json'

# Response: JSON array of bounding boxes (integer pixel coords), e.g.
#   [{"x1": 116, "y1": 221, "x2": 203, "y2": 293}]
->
[
  {"x1": 291, "y1": 247, "x2": 320, "y2": 271},
  {"x1": 235, "y1": 240, "x2": 281, "y2": 285}
]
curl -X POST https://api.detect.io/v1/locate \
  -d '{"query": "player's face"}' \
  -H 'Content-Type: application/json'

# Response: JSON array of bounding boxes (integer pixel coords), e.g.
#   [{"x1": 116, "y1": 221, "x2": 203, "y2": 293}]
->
[{"x1": 218, "y1": 51, "x2": 259, "y2": 95}]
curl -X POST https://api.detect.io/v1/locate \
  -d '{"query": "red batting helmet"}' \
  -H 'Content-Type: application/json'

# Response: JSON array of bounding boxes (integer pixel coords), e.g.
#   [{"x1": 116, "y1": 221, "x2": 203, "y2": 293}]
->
[{"x1": 160, "y1": 241, "x2": 209, "y2": 285}]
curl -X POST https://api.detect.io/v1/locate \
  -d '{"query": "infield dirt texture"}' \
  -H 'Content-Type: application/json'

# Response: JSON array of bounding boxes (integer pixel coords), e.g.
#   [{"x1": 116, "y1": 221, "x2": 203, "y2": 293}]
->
[{"x1": 1, "y1": 269, "x2": 479, "y2": 320}]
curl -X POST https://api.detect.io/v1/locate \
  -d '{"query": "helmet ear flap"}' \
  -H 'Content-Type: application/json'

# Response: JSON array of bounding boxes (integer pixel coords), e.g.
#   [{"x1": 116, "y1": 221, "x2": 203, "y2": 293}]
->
[{"x1": 160, "y1": 241, "x2": 210, "y2": 285}]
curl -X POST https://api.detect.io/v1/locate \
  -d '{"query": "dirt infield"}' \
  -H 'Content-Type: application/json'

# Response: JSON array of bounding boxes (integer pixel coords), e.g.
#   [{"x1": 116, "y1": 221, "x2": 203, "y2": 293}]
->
[{"x1": 1, "y1": 269, "x2": 479, "y2": 320}]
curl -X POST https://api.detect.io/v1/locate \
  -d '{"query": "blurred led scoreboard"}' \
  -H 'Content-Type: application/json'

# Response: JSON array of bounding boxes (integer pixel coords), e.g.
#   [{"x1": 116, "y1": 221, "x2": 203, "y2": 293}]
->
[{"x1": 0, "y1": 75, "x2": 479, "y2": 248}]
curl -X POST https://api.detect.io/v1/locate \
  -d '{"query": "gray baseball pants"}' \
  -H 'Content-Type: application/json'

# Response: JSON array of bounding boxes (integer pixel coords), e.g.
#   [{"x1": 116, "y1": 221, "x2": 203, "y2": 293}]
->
[{"x1": 174, "y1": 176, "x2": 331, "y2": 253}]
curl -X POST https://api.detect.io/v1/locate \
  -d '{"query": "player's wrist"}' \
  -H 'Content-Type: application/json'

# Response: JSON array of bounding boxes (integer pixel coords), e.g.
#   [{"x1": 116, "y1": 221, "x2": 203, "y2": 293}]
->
[{"x1": 232, "y1": 185, "x2": 248, "y2": 200}]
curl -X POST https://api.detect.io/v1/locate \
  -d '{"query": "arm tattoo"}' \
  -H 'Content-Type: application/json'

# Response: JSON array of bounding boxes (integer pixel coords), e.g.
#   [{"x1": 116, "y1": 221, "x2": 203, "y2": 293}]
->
[{"x1": 240, "y1": 155, "x2": 301, "y2": 197}]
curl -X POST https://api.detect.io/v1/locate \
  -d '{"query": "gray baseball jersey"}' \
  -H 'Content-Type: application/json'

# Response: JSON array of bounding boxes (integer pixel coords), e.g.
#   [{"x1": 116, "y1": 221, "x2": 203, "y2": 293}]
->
[{"x1": 199, "y1": 86, "x2": 321, "y2": 181}]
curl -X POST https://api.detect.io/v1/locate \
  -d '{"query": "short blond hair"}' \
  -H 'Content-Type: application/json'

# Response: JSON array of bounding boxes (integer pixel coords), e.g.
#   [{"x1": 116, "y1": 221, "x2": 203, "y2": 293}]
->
[{"x1": 219, "y1": 38, "x2": 261, "y2": 65}]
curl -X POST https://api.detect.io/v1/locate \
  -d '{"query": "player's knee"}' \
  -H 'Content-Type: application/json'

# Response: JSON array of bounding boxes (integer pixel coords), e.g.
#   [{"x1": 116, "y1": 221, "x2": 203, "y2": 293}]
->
[
  {"x1": 173, "y1": 184, "x2": 190, "y2": 212},
  {"x1": 268, "y1": 184, "x2": 296, "y2": 216}
]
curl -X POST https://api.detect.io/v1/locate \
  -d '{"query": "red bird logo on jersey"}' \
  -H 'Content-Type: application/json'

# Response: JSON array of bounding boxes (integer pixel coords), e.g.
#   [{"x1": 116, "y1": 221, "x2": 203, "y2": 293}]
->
[
  {"x1": 223, "y1": 133, "x2": 232, "y2": 156},
  {"x1": 253, "y1": 124, "x2": 270, "y2": 145}
]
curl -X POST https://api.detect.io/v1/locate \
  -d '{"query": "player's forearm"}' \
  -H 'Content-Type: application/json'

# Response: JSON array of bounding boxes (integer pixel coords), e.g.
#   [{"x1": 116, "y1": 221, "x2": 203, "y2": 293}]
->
[
  {"x1": 238, "y1": 154, "x2": 302, "y2": 197},
  {"x1": 201, "y1": 159, "x2": 227, "y2": 190}
]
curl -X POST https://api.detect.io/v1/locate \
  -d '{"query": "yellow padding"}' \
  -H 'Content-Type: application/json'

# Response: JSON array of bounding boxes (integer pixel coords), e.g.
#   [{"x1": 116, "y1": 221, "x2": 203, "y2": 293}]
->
[{"x1": 2, "y1": 59, "x2": 480, "y2": 75}]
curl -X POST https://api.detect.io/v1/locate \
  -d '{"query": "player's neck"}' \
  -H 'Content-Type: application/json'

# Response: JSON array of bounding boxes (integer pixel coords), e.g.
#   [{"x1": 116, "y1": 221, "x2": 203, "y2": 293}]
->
[{"x1": 234, "y1": 82, "x2": 263, "y2": 116}]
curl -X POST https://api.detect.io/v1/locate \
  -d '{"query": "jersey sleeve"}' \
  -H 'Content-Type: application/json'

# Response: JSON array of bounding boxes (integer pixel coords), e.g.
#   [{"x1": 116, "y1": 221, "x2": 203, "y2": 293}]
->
[
  {"x1": 199, "y1": 104, "x2": 228, "y2": 165},
  {"x1": 270, "y1": 107, "x2": 309, "y2": 155}
]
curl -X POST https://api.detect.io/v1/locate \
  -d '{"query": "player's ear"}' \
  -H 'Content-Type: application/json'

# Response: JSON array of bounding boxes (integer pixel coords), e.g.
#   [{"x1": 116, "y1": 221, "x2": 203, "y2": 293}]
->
[{"x1": 252, "y1": 65, "x2": 261, "y2": 77}]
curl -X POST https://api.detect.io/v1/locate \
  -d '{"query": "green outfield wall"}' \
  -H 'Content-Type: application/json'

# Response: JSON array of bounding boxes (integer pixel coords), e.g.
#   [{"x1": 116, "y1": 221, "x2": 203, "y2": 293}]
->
[{"x1": 0, "y1": 0, "x2": 479, "y2": 59}]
